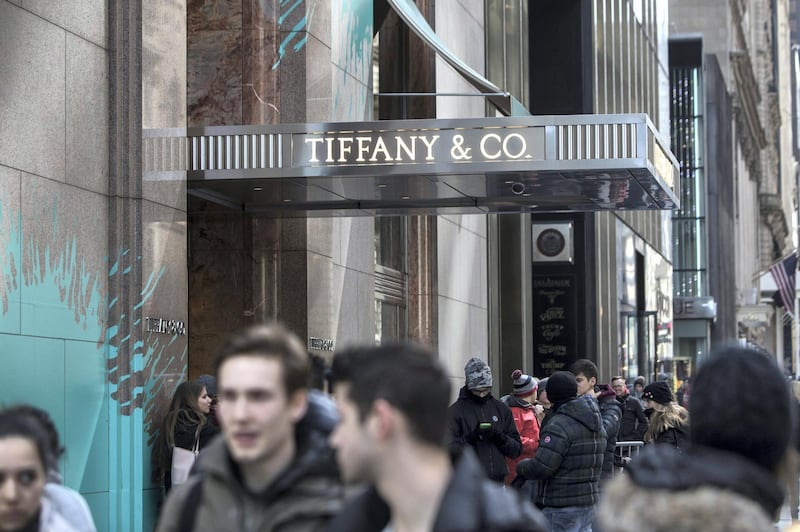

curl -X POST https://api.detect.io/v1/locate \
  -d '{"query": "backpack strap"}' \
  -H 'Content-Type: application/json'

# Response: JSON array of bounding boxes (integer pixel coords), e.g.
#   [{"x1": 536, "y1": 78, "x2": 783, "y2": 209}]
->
[{"x1": 177, "y1": 476, "x2": 204, "y2": 531}]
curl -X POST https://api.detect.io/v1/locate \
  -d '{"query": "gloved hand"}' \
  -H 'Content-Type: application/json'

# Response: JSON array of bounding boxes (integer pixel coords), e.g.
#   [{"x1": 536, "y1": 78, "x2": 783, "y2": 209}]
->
[
  {"x1": 516, "y1": 458, "x2": 533, "y2": 479},
  {"x1": 489, "y1": 428, "x2": 505, "y2": 446},
  {"x1": 465, "y1": 426, "x2": 482, "y2": 445}
]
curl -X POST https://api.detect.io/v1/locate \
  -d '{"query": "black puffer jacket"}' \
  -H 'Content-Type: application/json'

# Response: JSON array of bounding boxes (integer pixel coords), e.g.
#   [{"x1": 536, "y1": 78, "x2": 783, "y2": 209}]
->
[
  {"x1": 448, "y1": 386, "x2": 522, "y2": 482},
  {"x1": 323, "y1": 449, "x2": 548, "y2": 532},
  {"x1": 516, "y1": 394, "x2": 606, "y2": 508},
  {"x1": 597, "y1": 444, "x2": 785, "y2": 531}
]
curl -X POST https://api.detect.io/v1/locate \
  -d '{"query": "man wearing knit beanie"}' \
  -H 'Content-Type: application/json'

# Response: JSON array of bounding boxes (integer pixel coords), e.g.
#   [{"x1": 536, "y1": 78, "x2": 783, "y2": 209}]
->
[
  {"x1": 598, "y1": 346, "x2": 793, "y2": 531},
  {"x1": 501, "y1": 370, "x2": 542, "y2": 487},
  {"x1": 448, "y1": 357, "x2": 522, "y2": 483},
  {"x1": 515, "y1": 371, "x2": 606, "y2": 531}
]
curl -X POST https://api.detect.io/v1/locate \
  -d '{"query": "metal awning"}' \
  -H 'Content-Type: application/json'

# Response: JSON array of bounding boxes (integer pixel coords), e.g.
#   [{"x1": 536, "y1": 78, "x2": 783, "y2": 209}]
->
[{"x1": 143, "y1": 114, "x2": 679, "y2": 216}]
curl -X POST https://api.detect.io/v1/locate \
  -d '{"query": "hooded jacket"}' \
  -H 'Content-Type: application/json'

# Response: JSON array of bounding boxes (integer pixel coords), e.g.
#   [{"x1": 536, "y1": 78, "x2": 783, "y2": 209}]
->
[
  {"x1": 42, "y1": 484, "x2": 96, "y2": 532},
  {"x1": 323, "y1": 449, "x2": 548, "y2": 532},
  {"x1": 500, "y1": 394, "x2": 541, "y2": 485},
  {"x1": 448, "y1": 386, "x2": 522, "y2": 482},
  {"x1": 155, "y1": 404, "x2": 344, "y2": 532},
  {"x1": 515, "y1": 394, "x2": 606, "y2": 508},
  {"x1": 597, "y1": 444, "x2": 784, "y2": 532}
]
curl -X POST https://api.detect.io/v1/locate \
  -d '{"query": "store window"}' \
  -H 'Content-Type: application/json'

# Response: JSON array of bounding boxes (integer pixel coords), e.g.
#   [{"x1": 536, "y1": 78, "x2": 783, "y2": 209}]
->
[{"x1": 375, "y1": 216, "x2": 407, "y2": 343}]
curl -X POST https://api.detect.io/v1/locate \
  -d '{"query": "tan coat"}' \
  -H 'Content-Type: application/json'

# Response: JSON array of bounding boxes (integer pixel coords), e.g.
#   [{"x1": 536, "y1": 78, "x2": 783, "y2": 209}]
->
[{"x1": 597, "y1": 468, "x2": 777, "y2": 532}]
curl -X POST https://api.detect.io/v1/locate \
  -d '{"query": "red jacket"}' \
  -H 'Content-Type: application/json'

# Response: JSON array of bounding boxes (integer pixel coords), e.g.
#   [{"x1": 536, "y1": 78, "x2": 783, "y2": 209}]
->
[{"x1": 501, "y1": 395, "x2": 541, "y2": 485}]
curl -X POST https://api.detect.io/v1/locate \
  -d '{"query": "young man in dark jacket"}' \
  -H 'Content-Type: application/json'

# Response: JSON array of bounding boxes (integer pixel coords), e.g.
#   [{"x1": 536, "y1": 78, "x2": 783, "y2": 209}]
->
[
  {"x1": 325, "y1": 344, "x2": 547, "y2": 532},
  {"x1": 611, "y1": 376, "x2": 648, "y2": 441},
  {"x1": 156, "y1": 323, "x2": 344, "y2": 532},
  {"x1": 515, "y1": 371, "x2": 607, "y2": 532},
  {"x1": 571, "y1": 359, "x2": 621, "y2": 481},
  {"x1": 448, "y1": 357, "x2": 522, "y2": 482}
]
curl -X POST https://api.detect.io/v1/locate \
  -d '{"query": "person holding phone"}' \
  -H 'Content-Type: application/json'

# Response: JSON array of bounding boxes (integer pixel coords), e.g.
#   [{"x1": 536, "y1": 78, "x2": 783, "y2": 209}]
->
[{"x1": 448, "y1": 357, "x2": 522, "y2": 483}]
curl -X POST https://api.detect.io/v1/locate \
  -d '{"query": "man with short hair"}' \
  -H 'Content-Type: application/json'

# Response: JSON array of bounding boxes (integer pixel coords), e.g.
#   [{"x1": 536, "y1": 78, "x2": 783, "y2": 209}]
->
[
  {"x1": 570, "y1": 359, "x2": 621, "y2": 481},
  {"x1": 156, "y1": 323, "x2": 344, "y2": 532},
  {"x1": 515, "y1": 371, "x2": 607, "y2": 531},
  {"x1": 611, "y1": 376, "x2": 648, "y2": 441},
  {"x1": 631, "y1": 376, "x2": 645, "y2": 401},
  {"x1": 325, "y1": 344, "x2": 547, "y2": 532},
  {"x1": 448, "y1": 357, "x2": 522, "y2": 483}
]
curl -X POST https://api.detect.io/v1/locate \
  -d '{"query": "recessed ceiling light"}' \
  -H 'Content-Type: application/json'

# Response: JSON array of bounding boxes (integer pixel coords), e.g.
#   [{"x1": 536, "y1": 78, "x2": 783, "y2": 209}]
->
[
  {"x1": 253, "y1": 187, "x2": 263, "y2": 191},
  {"x1": 377, "y1": 183, "x2": 388, "y2": 188},
  {"x1": 401, "y1": 195, "x2": 410, "y2": 200},
  {"x1": 282, "y1": 199, "x2": 292, "y2": 203}
]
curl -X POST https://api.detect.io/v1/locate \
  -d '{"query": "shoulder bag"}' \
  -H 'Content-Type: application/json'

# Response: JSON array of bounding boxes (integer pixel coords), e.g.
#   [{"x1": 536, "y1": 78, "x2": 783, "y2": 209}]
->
[{"x1": 171, "y1": 426, "x2": 201, "y2": 487}]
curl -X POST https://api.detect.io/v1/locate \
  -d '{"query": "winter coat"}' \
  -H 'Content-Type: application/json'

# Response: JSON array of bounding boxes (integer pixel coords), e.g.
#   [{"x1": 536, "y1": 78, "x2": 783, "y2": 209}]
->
[
  {"x1": 652, "y1": 425, "x2": 689, "y2": 449},
  {"x1": 597, "y1": 393, "x2": 621, "y2": 481},
  {"x1": 164, "y1": 420, "x2": 220, "y2": 492},
  {"x1": 515, "y1": 394, "x2": 606, "y2": 508},
  {"x1": 43, "y1": 483, "x2": 97, "y2": 532},
  {"x1": 644, "y1": 406, "x2": 689, "y2": 451},
  {"x1": 448, "y1": 386, "x2": 522, "y2": 482},
  {"x1": 155, "y1": 420, "x2": 344, "y2": 532},
  {"x1": 500, "y1": 394, "x2": 541, "y2": 485},
  {"x1": 322, "y1": 448, "x2": 548, "y2": 532},
  {"x1": 597, "y1": 444, "x2": 784, "y2": 532},
  {"x1": 38, "y1": 486, "x2": 97, "y2": 532},
  {"x1": 616, "y1": 393, "x2": 648, "y2": 441}
]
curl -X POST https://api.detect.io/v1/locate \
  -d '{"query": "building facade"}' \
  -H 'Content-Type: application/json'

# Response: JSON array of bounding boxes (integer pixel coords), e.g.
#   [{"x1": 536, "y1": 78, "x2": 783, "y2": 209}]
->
[
  {"x1": 1, "y1": 1, "x2": 680, "y2": 529},
  {"x1": 669, "y1": 0, "x2": 798, "y2": 373}
]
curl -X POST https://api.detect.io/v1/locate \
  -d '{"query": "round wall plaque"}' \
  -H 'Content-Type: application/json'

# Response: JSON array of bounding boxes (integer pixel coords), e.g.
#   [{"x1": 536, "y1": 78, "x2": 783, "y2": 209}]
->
[{"x1": 536, "y1": 228, "x2": 566, "y2": 257}]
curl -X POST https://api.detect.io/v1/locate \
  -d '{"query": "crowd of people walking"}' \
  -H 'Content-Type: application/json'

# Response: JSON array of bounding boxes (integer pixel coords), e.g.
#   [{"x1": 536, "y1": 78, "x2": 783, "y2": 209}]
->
[{"x1": 3, "y1": 321, "x2": 800, "y2": 531}]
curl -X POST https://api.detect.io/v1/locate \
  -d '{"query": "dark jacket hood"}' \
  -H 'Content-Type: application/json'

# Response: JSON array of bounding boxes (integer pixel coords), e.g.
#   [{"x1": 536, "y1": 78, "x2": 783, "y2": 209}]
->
[
  {"x1": 553, "y1": 394, "x2": 602, "y2": 433},
  {"x1": 626, "y1": 443, "x2": 785, "y2": 518}
]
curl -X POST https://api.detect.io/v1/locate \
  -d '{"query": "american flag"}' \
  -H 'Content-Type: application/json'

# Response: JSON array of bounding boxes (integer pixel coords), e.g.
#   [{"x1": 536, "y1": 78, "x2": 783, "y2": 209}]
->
[{"x1": 769, "y1": 253, "x2": 797, "y2": 315}]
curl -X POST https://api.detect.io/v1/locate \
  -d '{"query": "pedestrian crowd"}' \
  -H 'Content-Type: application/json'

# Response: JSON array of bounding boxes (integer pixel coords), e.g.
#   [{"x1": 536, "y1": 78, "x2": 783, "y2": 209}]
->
[{"x1": 3, "y1": 321, "x2": 799, "y2": 531}]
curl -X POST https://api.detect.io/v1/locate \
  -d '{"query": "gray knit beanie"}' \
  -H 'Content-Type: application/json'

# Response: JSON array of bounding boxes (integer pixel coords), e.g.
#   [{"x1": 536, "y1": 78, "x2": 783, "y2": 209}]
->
[{"x1": 464, "y1": 357, "x2": 493, "y2": 390}]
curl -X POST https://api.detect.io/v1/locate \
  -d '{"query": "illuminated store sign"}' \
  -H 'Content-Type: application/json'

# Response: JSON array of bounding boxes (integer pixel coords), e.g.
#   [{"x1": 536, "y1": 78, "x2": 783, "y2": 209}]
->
[{"x1": 296, "y1": 128, "x2": 545, "y2": 167}]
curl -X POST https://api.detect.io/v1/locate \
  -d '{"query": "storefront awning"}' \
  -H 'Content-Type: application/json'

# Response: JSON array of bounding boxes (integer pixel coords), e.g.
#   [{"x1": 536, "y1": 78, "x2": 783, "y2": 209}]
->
[{"x1": 143, "y1": 113, "x2": 679, "y2": 216}]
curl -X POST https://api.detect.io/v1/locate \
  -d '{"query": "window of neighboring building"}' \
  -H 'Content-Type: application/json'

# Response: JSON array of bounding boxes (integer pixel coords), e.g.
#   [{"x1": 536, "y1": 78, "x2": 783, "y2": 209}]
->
[{"x1": 670, "y1": 39, "x2": 707, "y2": 297}]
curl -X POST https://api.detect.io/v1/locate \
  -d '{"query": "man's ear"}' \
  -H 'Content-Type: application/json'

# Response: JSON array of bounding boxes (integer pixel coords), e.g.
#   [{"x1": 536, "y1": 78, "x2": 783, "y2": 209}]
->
[
  {"x1": 369, "y1": 398, "x2": 396, "y2": 440},
  {"x1": 289, "y1": 389, "x2": 309, "y2": 423}
]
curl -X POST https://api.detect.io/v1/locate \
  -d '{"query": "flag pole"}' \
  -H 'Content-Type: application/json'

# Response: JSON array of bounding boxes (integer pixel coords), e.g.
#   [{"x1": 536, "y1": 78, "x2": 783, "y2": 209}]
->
[
  {"x1": 752, "y1": 249, "x2": 797, "y2": 280},
  {"x1": 751, "y1": 250, "x2": 798, "y2": 280}
]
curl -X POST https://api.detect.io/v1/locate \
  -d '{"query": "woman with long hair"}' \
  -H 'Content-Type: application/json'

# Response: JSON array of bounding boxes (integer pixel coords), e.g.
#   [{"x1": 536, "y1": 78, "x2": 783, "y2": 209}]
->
[
  {"x1": 641, "y1": 381, "x2": 689, "y2": 450},
  {"x1": 157, "y1": 381, "x2": 219, "y2": 492}
]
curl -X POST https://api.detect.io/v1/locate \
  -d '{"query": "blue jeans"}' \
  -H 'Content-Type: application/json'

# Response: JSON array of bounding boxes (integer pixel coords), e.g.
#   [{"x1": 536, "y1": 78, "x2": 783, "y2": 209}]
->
[{"x1": 542, "y1": 505, "x2": 595, "y2": 532}]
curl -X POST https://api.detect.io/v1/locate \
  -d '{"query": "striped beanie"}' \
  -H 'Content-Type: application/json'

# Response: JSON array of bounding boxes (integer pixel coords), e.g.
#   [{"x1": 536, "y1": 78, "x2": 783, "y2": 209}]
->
[{"x1": 511, "y1": 369, "x2": 537, "y2": 396}]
